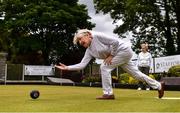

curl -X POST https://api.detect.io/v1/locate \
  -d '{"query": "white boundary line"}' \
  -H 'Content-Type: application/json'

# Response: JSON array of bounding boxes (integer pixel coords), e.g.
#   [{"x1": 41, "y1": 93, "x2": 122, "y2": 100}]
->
[
  {"x1": 161, "y1": 97, "x2": 180, "y2": 100},
  {"x1": 155, "y1": 97, "x2": 180, "y2": 100}
]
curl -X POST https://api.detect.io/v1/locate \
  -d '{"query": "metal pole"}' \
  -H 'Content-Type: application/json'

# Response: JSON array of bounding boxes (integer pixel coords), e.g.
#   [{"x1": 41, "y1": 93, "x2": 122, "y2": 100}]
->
[
  {"x1": 22, "y1": 64, "x2": 25, "y2": 81},
  {"x1": 4, "y1": 64, "x2": 7, "y2": 85},
  {"x1": 116, "y1": 67, "x2": 119, "y2": 77}
]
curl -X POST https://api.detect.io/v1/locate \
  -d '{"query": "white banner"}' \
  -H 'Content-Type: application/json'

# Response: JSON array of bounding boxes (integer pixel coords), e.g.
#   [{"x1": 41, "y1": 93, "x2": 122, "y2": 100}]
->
[
  {"x1": 154, "y1": 55, "x2": 180, "y2": 73},
  {"x1": 24, "y1": 65, "x2": 54, "y2": 76}
]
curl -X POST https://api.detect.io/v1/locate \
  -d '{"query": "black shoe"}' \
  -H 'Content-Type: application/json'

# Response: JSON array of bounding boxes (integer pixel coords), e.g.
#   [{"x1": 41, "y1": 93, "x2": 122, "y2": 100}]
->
[
  {"x1": 96, "y1": 94, "x2": 115, "y2": 100},
  {"x1": 158, "y1": 81, "x2": 165, "y2": 98}
]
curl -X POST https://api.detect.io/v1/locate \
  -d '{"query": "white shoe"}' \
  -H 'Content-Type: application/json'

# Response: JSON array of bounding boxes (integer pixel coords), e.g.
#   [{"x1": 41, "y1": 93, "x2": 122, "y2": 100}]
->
[
  {"x1": 137, "y1": 87, "x2": 142, "y2": 90},
  {"x1": 146, "y1": 88, "x2": 150, "y2": 90}
]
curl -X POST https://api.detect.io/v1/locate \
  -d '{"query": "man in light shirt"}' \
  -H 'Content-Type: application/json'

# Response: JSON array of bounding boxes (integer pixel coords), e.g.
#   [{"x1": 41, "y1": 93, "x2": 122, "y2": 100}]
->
[
  {"x1": 55, "y1": 29, "x2": 165, "y2": 99},
  {"x1": 137, "y1": 43, "x2": 152, "y2": 90}
]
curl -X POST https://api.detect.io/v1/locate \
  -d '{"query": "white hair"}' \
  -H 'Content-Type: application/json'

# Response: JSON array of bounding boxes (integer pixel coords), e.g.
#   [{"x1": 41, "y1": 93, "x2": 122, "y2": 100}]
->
[{"x1": 73, "y1": 29, "x2": 91, "y2": 45}]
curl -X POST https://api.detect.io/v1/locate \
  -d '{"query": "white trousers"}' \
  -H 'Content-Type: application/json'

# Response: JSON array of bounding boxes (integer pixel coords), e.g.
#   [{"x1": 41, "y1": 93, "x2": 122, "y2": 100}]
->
[{"x1": 100, "y1": 48, "x2": 161, "y2": 95}]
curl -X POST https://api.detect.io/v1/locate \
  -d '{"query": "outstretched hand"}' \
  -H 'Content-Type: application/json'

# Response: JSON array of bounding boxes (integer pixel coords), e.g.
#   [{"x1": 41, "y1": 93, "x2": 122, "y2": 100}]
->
[{"x1": 55, "y1": 63, "x2": 68, "y2": 70}]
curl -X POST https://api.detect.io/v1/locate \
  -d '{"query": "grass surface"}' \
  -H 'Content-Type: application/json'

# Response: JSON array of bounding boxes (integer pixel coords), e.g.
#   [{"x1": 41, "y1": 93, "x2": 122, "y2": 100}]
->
[{"x1": 0, "y1": 85, "x2": 180, "y2": 112}]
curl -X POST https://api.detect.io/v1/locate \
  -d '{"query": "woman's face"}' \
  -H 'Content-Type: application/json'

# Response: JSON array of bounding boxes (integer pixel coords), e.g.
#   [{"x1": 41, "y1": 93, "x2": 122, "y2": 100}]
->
[
  {"x1": 141, "y1": 44, "x2": 148, "y2": 52},
  {"x1": 78, "y1": 34, "x2": 92, "y2": 48}
]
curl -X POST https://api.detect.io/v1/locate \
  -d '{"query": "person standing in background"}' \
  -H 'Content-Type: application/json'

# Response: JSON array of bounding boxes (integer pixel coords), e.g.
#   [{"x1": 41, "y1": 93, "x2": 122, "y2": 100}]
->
[{"x1": 137, "y1": 42, "x2": 152, "y2": 90}]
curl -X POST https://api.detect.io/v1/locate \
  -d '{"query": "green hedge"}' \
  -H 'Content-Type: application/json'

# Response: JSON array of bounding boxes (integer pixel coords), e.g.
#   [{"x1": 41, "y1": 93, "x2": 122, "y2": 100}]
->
[
  {"x1": 118, "y1": 73, "x2": 157, "y2": 84},
  {"x1": 82, "y1": 75, "x2": 101, "y2": 83},
  {"x1": 168, "y1": 65, "x2": 180, "y2": 77},
  {"x1": 82, "y1": 73, "x2": 158, "y2": 84},
  {"x1": 118, "y1": 73, "x2": 139, "y2": 84}
]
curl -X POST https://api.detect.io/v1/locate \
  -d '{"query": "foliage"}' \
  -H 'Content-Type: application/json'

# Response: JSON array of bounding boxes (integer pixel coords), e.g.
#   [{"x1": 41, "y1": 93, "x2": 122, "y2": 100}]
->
[
  {"x1": 118, "y1": 73, "x2": 139, "y2": 84},
  {"x1": 81, "y1": 75, "x2": 101, "y2": 83},
  {"x1": 112, "y1": 75, "x2": 119, "y2": 83},
  {"x1": 0, "y1": 0, "x2": 95, "y2": 64},
  {"x1": 168, "y1": 65, "x2": 180, "y2": 77},
  {"x1": 93, "y1": 0, "x2": 180, "y2": 56},
  {"x1": 118, "y1": 73, "x2": 129, "y2": 84},
  {"x1": 149, "y1": 74, "x2": 155, "y2": 80},
  {"x1": 82, "y1": 73, "x2": 139, "y2": 84},
  {"x1": 149, "y1": 74, "x2": 160, "y2": 80},
  {"x1": 118, "y1": 73, "x2": 157, "y2": 84},
  {"x1": 82, "y1": 73, "x2": 142, "y2": 84},
  {"x1": 0, "y1": 24, "x2": 10, "y2": 52}
]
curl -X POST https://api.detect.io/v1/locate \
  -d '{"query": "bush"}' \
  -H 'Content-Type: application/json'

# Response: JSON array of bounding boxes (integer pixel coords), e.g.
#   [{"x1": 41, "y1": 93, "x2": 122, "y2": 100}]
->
[
  {"x1": 128, "y1": 76, "x2": 139, "y2": 84},
  {"x1": 112, "y1": 75, "x2": 119, "y2": 83},
  {"x1": 150, "y1": 74, "x2": 160, "y2": 80},
  {"x1": 82, "y1": 75, "x2": 121, "y2": 83},
  {"x1": 149, "y1": 74, "x2": 155, "y2": 79},
  {"x1": 118, "y1": 73, "x2": 157, "y2": 84},
  {"x1": 119, "y1": 73, "x2": 139, "y2": 84},
  {"x1": 168, "y1": 65, "x2": 180, "y2": 77},
  {"x1": 118, "y1": 73, "x2": 129, "y2": 84},
  {"x1": 82, "y1": 75, "x2": 101, "y2": 83}
]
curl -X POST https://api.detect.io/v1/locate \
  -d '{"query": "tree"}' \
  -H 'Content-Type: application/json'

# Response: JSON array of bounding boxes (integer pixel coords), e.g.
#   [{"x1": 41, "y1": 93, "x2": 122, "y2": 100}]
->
[
  {"x1": 93, "y1": 0, "x2": 180, "y2": 56},
  {"x1": 0, "y1": 0, "x2": 95, "y2": 64},
  {"x1": 171, "y1": 0, "x2": 180, "y2": 54}
]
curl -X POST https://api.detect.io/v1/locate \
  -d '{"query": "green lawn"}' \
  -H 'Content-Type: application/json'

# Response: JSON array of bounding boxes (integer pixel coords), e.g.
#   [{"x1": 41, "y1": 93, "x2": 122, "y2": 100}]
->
[{"x1": 0, "y1": 85, "x2": 179, "y2": 112}]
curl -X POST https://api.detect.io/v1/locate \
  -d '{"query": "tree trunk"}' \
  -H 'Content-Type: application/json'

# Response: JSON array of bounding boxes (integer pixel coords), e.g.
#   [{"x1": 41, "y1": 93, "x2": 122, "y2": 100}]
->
[
  {"x1": 164, "y1": 0, "x2": 176, "y2": 55},
  {"x1": 175, "y1": 0, "x2": 180, "y2": 54}
]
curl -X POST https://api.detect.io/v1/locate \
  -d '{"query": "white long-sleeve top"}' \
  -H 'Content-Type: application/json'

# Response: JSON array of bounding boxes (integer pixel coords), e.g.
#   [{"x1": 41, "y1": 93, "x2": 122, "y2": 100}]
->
[
  {"x1": 137, "y1": 52, "x2": 152, "y2": 67},
  {"x1": 67, "y1": 31, "x2": 130, "y2": 70}
]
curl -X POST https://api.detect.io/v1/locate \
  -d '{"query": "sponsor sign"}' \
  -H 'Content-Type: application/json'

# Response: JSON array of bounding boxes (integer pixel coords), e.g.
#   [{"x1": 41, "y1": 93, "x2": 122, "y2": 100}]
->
[
  {"x1": 24, "y1": 65, "x2": 54, "y2": 76},
  {"x1": 154, "y1": 55, "x2": 180, "y2": 73}
]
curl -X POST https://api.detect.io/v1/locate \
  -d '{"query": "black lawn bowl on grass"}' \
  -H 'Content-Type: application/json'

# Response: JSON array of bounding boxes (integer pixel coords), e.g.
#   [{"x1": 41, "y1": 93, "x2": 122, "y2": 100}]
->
[
  {"x1": 30, "y1": 90, "x2": 40, "y2": 99},
  {"x1": 0, "y1": 85, "x2": 180, "y2": 112}
]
